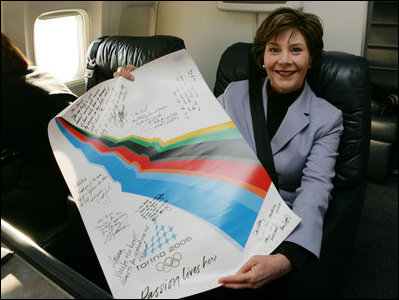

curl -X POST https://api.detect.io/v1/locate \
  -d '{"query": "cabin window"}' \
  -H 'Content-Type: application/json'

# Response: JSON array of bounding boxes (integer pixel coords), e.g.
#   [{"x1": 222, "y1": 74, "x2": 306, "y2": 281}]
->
[{"x1": 34, "y1": 10, "x2": 86, "y2": 83}]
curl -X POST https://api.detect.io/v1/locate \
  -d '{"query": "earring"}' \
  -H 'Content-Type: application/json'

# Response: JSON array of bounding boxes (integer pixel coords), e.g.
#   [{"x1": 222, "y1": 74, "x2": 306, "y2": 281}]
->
[{"x1": 262, "y1": 64, "x2": 265, "y2": 69}]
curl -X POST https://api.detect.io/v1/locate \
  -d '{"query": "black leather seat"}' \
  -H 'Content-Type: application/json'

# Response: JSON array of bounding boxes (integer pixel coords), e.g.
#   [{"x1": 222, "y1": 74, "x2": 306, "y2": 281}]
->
[
  {"x1": 367, "y1": 108, "x2": 398, "y2": 181},
  {"x1": 85, "y1": 35, "x2": 186, "y2": 91},
  {"x1": 214, "y1": 42, "x2": 371, "y2": 297}
]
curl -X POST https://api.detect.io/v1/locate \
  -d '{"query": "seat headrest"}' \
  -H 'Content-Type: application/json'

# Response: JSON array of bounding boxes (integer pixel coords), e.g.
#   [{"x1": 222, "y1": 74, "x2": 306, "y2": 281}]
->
[
  {"x1": 214, "y1": 42, "x2": 371, "y2": 189},
  {"x1": 87, "y1": 35, "x2": 185, "y2": 88}
]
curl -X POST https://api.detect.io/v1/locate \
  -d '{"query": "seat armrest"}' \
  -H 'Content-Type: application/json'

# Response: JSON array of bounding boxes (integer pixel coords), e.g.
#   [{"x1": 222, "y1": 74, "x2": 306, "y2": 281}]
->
[{"x1": 1, "y1": 219, "x2": 113, "y2": 299}]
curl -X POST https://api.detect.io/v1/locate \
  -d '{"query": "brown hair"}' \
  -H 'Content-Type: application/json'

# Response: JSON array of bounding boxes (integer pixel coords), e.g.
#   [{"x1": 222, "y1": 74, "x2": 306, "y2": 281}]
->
[
  {"x1": 251, "y1": 7, "x2": 324, "y2": 68},
  {"x1": 1, "y1": 32, "x2": 29, "y2": 75}
]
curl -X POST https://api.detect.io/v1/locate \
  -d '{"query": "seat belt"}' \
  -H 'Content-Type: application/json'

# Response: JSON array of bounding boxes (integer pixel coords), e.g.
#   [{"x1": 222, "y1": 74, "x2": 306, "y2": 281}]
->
[
  {"x1": 248, "y1": 48, "x2": 279, "y2": 190},
  {"x1": 85, "y1": 36, "x2": 108, "y2": 91}
]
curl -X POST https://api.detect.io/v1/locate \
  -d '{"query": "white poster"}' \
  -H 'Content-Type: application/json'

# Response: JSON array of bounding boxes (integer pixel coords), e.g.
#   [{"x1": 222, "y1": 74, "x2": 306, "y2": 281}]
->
[{"x1": 48, "y1": 49, "x2": 301, "y2": 298}]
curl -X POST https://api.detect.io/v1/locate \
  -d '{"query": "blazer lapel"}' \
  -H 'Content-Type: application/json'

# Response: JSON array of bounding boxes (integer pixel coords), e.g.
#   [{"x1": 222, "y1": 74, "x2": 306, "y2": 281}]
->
[{"x1": 270, "y1": 82, "x2": 312, "y2": 155}]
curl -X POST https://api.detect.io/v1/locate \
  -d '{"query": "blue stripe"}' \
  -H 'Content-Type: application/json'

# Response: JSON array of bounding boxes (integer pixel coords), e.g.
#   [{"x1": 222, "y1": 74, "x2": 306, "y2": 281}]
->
[{"x1": 56, "y1": 119, "x2": 263, "y2": 248}]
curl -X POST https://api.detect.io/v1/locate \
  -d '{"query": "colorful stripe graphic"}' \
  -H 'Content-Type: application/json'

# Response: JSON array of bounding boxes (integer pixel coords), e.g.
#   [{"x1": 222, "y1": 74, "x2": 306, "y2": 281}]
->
[{"x1": 56, "y1": 117, "x2": 271, "y2": 248}]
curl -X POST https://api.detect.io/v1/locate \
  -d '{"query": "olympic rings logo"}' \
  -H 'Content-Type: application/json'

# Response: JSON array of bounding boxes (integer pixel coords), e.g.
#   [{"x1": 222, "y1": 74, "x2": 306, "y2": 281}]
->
[{"x1": 156, "y1": 252, "x2": 182, "y2": 273}]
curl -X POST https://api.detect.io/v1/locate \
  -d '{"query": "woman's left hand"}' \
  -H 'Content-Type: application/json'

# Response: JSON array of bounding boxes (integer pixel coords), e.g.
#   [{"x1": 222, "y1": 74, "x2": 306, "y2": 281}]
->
[
  {"x1": 218, "y1": 254, "x2": 292, "y2": 289},
  {"x1": 113, "y1": 64, "x2": 136, "y2": 81}
]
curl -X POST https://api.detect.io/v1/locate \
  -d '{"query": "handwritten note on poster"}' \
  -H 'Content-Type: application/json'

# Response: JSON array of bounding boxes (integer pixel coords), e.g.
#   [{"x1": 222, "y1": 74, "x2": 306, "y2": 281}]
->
[{"x1": 48, "y1": 49, "x2": 301, "y2": 298}]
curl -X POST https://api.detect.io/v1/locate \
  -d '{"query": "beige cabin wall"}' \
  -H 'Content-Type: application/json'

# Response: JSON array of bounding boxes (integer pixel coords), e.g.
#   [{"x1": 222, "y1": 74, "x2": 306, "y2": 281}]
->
[{"x1": 156, "y1": 1, "x2": 255, "y2": 91}]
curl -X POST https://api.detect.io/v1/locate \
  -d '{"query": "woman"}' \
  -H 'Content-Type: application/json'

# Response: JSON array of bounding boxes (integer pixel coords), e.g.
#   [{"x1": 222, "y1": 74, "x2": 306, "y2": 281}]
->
[
  {"x1": 215, "y1": 7, "x2": 343, "y2": 294},
  {"x1": 114, "y1": 7, "x2": 343, "y2": 297}
]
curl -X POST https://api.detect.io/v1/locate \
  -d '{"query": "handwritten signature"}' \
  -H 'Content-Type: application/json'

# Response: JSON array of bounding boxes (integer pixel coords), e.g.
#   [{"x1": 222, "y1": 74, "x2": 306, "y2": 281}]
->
[{"x1": 95, "y1": 211, "x2": 130, "y2": 243}]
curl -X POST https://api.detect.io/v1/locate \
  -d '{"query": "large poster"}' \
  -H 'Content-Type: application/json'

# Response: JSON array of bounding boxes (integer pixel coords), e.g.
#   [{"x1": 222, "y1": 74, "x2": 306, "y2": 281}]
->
[{"x1": 48, "y1": 49, "x2": 300, "y2": 299}]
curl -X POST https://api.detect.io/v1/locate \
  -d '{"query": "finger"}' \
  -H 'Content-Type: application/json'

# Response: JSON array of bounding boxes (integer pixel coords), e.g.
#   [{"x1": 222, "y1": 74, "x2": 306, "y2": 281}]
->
[
  {"x1": 221, "y1": 282, "x2": 252, "y2": 290},
  {"x1": 120, "y1": 68, "x2": 135, "y2": 81},
  {"x1": 225, "y1": 281, "x2": 265, "y2": 290},
  {"x1": 124, "y1": 72, "x2": 135, "y2": 81},
  {"x1": 234, "y1": 256, "x2": 260, "y2": 275},
  {"x1": 238, "y1": 259, "x2": 257, "y2": 274},
  {"x1": 126, "y1": 64, "x2": 137, "y2": 72},
  {"x1": 218, "y1": 272, "x2": 251, "y2": 284},
  {"x1": 116, "y1": 67, "x2": 135, "y2": 81},
  {"x1": 116, "y1": 65, "x2": 135, "y2": 73}
]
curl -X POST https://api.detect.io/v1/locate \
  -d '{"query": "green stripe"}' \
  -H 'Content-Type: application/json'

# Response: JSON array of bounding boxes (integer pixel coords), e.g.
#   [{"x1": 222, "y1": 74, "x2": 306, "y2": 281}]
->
[{"x1": 99, "y1": 127, "x2": 242, "y2": 152}]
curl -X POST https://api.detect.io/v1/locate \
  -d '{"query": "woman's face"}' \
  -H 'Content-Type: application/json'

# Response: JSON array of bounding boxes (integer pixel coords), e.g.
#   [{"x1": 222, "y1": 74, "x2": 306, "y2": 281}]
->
[{"x1": 263, "y1": 28, "x2": 311, "y2": 94}]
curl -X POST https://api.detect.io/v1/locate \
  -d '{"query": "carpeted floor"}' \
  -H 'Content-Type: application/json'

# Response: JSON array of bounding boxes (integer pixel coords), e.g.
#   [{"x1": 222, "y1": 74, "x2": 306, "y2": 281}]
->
[{"x1": 336, "y1": 175, "x2": 398, "y2": 299}]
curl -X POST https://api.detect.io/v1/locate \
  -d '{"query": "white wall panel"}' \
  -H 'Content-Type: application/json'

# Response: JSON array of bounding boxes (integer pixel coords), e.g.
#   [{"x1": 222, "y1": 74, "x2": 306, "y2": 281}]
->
[
  {"x1": 156, "y1": 1, "x2": 254, "y2": 90},
  {"x1": 119, "y1": 2, "x2": 158, "y2": 36},
  {"x1": 303, "y1": 1, "x2": 367, "y2": 56}
]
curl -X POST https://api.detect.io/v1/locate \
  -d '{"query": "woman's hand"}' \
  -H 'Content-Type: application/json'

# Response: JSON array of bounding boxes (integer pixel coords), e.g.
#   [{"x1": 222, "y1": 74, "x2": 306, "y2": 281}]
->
[
  {"x1": 218, "y1": 254, "x2": 292, "y2": 289},
  {"x1": 113, "y1": 64, "x2": 137, "y2": 81}
]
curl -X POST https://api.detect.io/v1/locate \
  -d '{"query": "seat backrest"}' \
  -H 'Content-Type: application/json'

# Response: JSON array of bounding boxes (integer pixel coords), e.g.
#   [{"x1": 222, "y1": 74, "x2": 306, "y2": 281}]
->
[
  {"x1": 214, "y1": 42, "x2": 371, "y2": 190},
  {"x1": 85, "y1": 35, "x2": 185, "y2": 91}
]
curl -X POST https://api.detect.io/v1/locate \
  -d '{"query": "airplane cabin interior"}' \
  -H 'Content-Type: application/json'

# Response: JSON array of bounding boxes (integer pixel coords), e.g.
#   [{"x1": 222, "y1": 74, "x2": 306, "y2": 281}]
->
[{"x1": 1, "y1": 1, "x2": 397, "y2": 299}]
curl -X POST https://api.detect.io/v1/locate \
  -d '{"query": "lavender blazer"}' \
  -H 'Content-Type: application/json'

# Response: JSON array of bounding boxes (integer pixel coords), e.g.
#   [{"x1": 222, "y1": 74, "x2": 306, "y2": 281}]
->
[{"x1": 217, "y1": 79, "x2": 343, "y2": 258}]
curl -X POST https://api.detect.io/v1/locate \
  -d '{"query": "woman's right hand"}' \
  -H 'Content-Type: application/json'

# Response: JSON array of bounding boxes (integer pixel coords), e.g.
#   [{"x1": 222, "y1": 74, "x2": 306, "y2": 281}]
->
[{"x1": 113, "y1": 64, "x2": 136, "y2": 81}]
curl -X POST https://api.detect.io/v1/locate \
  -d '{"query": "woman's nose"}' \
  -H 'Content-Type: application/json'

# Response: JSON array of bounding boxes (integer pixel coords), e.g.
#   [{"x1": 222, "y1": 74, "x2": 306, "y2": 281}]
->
[{"x1": 278, "y1": 51, "x2": 292, "y2": 64}]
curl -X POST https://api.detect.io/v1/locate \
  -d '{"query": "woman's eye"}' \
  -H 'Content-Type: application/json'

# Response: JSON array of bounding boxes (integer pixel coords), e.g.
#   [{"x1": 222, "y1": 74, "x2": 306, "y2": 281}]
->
[
  {"x1": 269, "y1": 47, "x2": 279, "y2": 53},
  {"x1": 292, "y1": 47, "x2": 302, "y2": 53}
]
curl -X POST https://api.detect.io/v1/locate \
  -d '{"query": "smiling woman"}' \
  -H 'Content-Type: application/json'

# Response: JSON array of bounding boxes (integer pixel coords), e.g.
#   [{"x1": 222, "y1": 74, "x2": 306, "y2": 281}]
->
[
  {"x1": 263, "y1": 29, "x2": 311, "y2": 94},
  {"x1": 208, "y1": 7, "x2": 344, "y2": 298}
]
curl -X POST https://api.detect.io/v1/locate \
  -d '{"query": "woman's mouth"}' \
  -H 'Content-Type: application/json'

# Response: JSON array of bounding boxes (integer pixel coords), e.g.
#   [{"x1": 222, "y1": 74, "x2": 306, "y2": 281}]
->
[{"x1": 275, "y1": 70, "x2": 296, "y2": 78}]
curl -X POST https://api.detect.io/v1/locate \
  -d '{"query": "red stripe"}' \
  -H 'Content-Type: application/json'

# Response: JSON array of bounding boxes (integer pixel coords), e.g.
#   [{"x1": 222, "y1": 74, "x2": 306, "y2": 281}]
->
[{"x1": 58, "y1": 117, "x2": 271, "y2": 197}]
